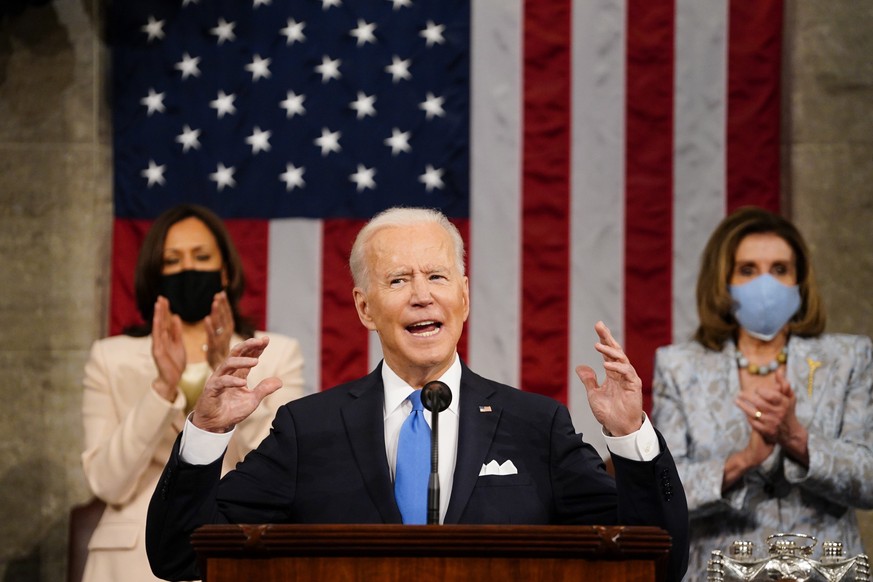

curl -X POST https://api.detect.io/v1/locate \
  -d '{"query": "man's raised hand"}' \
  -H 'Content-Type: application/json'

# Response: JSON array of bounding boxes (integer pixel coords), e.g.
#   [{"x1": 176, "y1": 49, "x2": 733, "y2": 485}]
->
[
  {"x1": 575, "y1": 321, "x2": 644, "y2": 437},
  {"x1": 191, "y1": 336, "x2": 283, "y2": 433}
]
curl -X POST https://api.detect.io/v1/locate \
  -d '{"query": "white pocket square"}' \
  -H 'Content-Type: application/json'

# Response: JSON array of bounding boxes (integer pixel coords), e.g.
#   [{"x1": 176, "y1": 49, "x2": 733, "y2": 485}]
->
[{"x1": 479, "y1": 459, "x2": 518, "y2": 476}]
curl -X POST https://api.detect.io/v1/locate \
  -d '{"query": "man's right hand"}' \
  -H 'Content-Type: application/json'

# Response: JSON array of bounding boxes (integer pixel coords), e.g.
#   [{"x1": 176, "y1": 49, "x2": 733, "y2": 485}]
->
[{"x1": 191, "y1": 336, "x2": 283, "y2": 433}]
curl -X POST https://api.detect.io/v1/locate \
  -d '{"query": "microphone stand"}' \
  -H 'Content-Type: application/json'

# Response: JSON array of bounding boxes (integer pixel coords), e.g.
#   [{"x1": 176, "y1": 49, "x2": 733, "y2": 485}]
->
[
  {"x1": 421, "y1": 381, "x2": 452, "y2": 526},
  {"x1": 427, "y1": 407, "x2": 440, "y2": 526}
]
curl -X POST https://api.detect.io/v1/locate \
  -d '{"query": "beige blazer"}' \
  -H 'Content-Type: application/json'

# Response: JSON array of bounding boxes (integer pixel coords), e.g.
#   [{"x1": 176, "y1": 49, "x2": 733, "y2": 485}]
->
[{"x1": 80, "y1": 331, "x2": 304, "y2": 582}]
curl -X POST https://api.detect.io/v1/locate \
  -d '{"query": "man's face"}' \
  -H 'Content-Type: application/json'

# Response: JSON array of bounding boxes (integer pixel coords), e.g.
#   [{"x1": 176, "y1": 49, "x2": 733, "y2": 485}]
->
[{"x1": 353, "y1": 222, "x2": 469, "y2": 386}]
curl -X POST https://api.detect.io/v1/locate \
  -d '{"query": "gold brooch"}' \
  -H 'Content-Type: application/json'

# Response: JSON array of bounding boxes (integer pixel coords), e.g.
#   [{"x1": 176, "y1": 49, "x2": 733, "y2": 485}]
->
[{"x1": 806, "y1": 357, "x2": 822, "y2": 397}]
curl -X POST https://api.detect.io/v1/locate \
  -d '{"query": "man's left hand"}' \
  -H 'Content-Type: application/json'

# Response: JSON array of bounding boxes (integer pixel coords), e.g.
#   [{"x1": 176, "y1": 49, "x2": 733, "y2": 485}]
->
[{"x1": 575, "y1": 321, "x2": 644, "y2": 437}]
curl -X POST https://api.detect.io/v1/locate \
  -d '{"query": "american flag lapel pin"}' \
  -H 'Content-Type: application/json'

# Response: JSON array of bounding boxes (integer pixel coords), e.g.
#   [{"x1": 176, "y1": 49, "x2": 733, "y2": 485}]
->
[{"x1": 479, "y1": 405, "x2": 492, "y2": 413}]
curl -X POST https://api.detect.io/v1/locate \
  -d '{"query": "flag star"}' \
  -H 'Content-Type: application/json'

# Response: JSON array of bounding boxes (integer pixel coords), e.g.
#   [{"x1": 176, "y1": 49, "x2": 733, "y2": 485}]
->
[
  {"x1": 350, "y1": 19, "x2": 377, "y2": 46},
  {"x1": 322, "y1": 0, "x2": 342, "y2": 8},
  {"x1": 316, "y1": 56, "x2": 342, "y2": 83},
  {"x1": 280, "y1": 163, "x2": 306, "y2": 191},
  {"x1": 141, "y1": 16, "x2": 165, "y2": 42},
  {"x1": 253, "y1": 0, "x2": 271, "y2": 6},
  {"x1": 385, "y1": 55, "x2": 411, "y2": 83},
  {"x1": 387, "y1": 0, "x2": 412, "y2": 9},
  {"x1": 210, "y1": 90, "x2": 237, "y2": 118},
  {"x1": 175, "y1": 125, "x2": 201, "y2": 152},
  {"x1": 210, "y1": 18, "x2": 236, "y2": 44},
  {"x1": 314, "y1": 128, "x2": 342, "y2": 156},
  {"x1": 384, "y1": 128, "x2": 411, "y2": 155},
  {"x1": 246, "y1": 126, "x2": 272, "y2": 154},
  {"x1": 245, "y1": 54, "x2": 272, "y2": 81},
  {"x1": 419, "y1": 165, "x2": 445, "y2": 192},
  {"x1": 280, "y1": 18, "x2": 306, "y2": 45},
  {"x1": 350, "y1": 92, "x2": 376, "y2": 119},
  {"x1": 420, "y1": 20, "x2": 445, "y2": 47},
  {"x1": 175, "y1": 52, "x2": 201, "y2": 79},
  {"x1": 141, "y1": 160, "x2": 166, "y2": 187},
  {"x1": 349, "y1": 164, "x2": 376, "y2": 192},
  {"x1": 419, "y1": 92, "x2": 445, "y2": 119},
  {"x1": 280, "y1": 91, "x2": 306, "y2": 118},
  {"x1": 140, "y1": 88, "x2": 166, "y2": 115},
  {"x1": 209, "y1": 163, "x2": 236, "y2": 191}
]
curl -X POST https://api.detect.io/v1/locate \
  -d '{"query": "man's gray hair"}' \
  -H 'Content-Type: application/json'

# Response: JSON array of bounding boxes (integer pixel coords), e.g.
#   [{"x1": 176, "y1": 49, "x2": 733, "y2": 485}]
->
[{"x1": 349, "y1": 207, "x2": 466, "y2": 289}]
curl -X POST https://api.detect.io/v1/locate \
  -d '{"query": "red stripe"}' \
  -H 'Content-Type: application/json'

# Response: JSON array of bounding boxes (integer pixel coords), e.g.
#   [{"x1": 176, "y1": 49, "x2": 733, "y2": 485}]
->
[
  {"x1": 320, "y1": 219, "x2": 369, "y2": 391},
  {"x1": 450, "y1": 218, "x2": 470, "y2": 363},
  {"x1": 110, "y1": 219, "x2": 152, "y2": 335},
  {"x1": 726, "y1": 0, "x2": 783, "y2": 213},
  {"x1": 224, "y1": 220, "x2": 269, "y2": 331},
  {"x1": 624, "y1": 0, "x2": 675, "y2": 412},
  {"x1": 520, "y1": 0, "x2": 572, "y2": 404}
]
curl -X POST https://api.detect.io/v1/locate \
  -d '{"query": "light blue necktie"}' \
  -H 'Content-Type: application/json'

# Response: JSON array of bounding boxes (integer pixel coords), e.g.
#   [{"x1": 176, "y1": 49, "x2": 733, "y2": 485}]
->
[{"x1": 395, "y1": 390, "x2": 430, "y2": 524}]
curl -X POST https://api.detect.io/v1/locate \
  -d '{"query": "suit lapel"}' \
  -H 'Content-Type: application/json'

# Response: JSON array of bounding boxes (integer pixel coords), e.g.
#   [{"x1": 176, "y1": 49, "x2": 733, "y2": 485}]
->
[
  {"x1": 444, "y1": 366, "x2": 500, "y2": 524},
  {"x1": 341, "y1": 365, "x2": 403, "y2": 523}
]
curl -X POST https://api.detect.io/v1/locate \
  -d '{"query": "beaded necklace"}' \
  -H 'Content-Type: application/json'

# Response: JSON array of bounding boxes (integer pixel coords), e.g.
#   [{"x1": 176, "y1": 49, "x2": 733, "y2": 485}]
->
[{"x1": 736, "y1": 346, "x2": 788, "y2": 376}]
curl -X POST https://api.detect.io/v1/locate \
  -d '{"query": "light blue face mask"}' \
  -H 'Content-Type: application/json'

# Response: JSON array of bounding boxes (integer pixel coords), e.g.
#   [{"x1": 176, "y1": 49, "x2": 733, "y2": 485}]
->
[{"x1": 729, "y1": 273, "x2": 802, "y2": 341}]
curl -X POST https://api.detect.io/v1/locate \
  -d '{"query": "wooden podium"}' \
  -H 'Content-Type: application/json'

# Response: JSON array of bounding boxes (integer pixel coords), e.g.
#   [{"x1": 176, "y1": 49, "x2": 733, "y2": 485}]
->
[{"x1": 191, "y1": 524, "x2": 671, "y2": 582}]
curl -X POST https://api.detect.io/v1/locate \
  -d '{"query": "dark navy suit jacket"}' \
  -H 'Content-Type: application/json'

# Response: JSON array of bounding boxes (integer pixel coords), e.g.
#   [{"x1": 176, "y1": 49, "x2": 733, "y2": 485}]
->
[{"x1": 147, "y1": 362, "x2": 689, "y2": 580}]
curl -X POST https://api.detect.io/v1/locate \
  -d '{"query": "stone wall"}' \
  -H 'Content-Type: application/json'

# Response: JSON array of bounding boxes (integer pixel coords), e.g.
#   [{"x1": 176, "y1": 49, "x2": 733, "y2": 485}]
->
[
  {"x1": 0, "y1": 1, "x2": 870, "y2": 580},
  {"x1": 0, "y1": 1, "x2": 110, "y2": 579}
]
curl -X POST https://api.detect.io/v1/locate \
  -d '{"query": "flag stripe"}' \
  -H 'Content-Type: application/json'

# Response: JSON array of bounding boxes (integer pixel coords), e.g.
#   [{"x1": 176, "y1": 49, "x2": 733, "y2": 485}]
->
[
  {"x1": 468, "y1": 0, "x2": 522, "y2": 390},
  {"x1": 726, "y1": 0, "x2": 783, "y2": 212},
  {"x1": 569, "y1": 0, "x2": 627, "y2": 455},
  {"x1": 320, "y1": 219, "x2": 368, "y2": 391},
  {"x1": 624, "y1": 0, "x2": 676, "y2": 407},
  {"x1": 520, "y1": 0, "x2": 572, "y2": 403},
  {"x1": 267, "y1": 218, "x2": 322, "y2": 396},
  {"x1": 110, "y1": 219, "x2": 150, "y2": 335},
  {"x1": 228, "y1": 220, "x2": 269, "y2": 331},
  {"x1": 672, "y1": 0, "x2": 729, "y2": 343}
]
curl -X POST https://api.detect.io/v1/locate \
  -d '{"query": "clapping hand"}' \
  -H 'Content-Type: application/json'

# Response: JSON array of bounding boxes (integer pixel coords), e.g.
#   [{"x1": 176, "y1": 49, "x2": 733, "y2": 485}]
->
[
  {"x1": 190, "y1": 336, "x2": 283, "y2": 433},
  {"x1": 575, "y1": 321, "x2": 644, "y2": 437},
  {"x1": 151, "y1": 296, "x2": 186, "y2": 402},
  {"x1": 735, "y1": 369, "x2": 809, "y2": 465},
  {"x1": 203, "y1": 290, "x2": 234, "y2": 370}
]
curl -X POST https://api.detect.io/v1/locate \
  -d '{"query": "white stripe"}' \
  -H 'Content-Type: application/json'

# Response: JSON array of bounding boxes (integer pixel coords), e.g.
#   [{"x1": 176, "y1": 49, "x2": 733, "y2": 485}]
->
[
  {"x1": 267, "y1": 219, "x2": 322, "y2": 396},
  {"x1": 569, "y1": 0, "x2": 627, "y2": 457},
  {"x1": 468, "y1": 0, "x2": 523, "y2": 388},
  {"x1": 672, "y1": 0, "x2": 729, "y2": 343},
  {"x1": 368, "y1": 330, "x2": 383, "y2": 373}
]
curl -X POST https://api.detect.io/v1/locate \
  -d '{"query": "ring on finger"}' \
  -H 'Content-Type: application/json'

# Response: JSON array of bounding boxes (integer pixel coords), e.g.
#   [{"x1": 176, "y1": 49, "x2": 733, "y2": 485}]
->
[
  {"x1": 754, "y1": 410, "x2": 762, "y2": 420},
  {"x1": 215, "y1": 327, "x2": 224, "y2": 335}
]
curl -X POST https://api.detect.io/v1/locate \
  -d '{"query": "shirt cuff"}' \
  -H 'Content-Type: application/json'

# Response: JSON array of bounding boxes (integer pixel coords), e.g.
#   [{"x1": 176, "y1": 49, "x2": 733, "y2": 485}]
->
[
  {"x1": 179, "y1": 414, "x2": 234, "y2": 465},
  {"x1": 603, "y1": 413, "x2": 659, "y2": 461}
]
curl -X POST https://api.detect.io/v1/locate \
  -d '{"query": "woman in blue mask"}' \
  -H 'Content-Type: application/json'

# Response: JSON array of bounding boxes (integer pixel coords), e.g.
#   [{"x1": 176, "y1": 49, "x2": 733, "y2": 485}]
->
[
  {"x1": 80, "y1": 204, "x2": 304, "y2": 582},
  {"x1": 652, "y1": 206, "x2": 873, "y2": 580}
]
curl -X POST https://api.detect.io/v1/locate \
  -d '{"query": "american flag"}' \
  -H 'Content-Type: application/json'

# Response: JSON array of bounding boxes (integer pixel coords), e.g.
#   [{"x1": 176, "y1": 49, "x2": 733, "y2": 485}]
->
[{"x1": 109, "y1": 0, "x2": 782, "y2": 456}]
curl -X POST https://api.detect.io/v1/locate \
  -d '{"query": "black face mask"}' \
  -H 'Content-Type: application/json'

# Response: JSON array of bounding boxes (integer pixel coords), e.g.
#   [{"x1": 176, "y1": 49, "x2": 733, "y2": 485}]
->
[{"x1": 159, "y1": 270, "x2": 223, "y2": 323}]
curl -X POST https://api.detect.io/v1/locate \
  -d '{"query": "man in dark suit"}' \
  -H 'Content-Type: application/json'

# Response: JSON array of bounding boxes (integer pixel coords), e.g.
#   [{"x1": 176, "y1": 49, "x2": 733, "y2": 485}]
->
[{"x1": 146, "y1": 207, "x2": 689, "y2": 581}]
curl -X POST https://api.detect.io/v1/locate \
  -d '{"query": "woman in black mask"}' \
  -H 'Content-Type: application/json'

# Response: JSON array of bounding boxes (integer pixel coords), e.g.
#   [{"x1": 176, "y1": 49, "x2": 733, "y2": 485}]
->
[{"x1": 80, "y1": 204, "x2": 304, "y2": 582}]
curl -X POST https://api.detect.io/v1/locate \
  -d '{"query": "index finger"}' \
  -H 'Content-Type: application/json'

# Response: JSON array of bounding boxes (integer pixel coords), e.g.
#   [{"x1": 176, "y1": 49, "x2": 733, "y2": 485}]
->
[
  {"x1": 594, "y1": 321, "x2": 621, "y2": 350},
  {"x1": 230, "y1": 335, "x2": 270, "y2": 358}
]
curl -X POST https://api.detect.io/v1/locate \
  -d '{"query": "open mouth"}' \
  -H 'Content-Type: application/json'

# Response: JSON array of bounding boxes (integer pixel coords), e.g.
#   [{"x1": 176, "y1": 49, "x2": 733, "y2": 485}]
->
[{"x1": 406, "y1": 320, "x2": 442, "y2": 337}]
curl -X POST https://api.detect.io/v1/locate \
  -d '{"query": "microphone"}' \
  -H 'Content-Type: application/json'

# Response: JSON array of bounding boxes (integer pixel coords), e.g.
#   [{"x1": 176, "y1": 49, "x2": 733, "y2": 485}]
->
[{"x1": 421, "y1": 380, "x2": 452, "y2": 525}]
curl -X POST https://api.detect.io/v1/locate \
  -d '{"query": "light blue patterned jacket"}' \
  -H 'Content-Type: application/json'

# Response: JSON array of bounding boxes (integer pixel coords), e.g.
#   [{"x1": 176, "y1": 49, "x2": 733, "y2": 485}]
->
[{"x1": 653, "y1": 334, "x2": 873, "y2": 581}]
